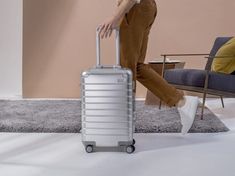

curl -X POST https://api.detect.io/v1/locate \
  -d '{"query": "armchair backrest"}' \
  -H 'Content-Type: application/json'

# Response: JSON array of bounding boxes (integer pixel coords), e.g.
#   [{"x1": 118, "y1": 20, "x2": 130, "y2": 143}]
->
[{"x1": 205, "y1": 37, "x2": 233, "y2": 70}]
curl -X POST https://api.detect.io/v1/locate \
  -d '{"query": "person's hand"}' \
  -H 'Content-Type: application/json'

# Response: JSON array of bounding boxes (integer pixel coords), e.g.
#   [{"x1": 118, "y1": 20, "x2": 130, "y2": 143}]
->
[{"x1": 98, "y1": 16, "x2": 122, "y2": 39}]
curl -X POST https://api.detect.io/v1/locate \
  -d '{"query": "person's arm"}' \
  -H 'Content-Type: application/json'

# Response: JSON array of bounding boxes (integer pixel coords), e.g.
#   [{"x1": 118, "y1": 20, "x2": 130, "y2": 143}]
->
[{"x1": 99, "y1": 0, "x2": 137, "y2": 38}]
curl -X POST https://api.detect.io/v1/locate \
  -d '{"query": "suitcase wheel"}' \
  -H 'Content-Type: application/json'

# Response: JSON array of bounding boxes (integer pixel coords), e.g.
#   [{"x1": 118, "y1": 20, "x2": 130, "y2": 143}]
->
[
  {"x1": 126, "y1": 145, "x2": 135, "y2": 154},
  {"x1": 85, "y1": 145, "x2": 94, "y2": 153}
]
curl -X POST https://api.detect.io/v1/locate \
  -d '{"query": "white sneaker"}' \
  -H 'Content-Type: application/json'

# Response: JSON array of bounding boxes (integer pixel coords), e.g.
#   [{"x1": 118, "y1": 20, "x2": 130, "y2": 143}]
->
[{"x1": 177, "y1": 96, "x2": 199, "y2": 135}]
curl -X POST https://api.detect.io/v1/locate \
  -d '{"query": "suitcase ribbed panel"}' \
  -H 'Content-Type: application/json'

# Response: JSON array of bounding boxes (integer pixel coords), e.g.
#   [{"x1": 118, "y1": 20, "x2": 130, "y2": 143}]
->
[{"x1": 81, "y1": 68, "x2": 134, "y2": 147}]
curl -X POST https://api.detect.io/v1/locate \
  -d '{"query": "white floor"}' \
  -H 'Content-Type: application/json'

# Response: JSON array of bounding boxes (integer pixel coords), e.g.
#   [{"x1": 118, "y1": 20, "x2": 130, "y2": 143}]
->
[{"x1": 1, "y1": 98, "x2": 235, "y2": 176}]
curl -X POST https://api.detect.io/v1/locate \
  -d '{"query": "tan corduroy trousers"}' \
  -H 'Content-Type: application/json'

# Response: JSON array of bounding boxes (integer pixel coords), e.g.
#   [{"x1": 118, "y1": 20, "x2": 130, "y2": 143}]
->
[{"x1": 120, "y1": 0, "x2": 183, "y2": 107}]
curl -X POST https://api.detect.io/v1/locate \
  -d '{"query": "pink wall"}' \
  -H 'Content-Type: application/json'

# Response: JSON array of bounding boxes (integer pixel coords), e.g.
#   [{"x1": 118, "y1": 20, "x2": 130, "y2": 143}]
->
[{"x1": 23, "y1": 0, "x2": 235, "y2": 98}]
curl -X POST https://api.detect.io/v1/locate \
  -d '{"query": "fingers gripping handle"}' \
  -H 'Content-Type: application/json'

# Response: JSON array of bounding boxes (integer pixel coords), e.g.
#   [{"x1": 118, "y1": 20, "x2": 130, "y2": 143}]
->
[{"x1": 96, "y1": 28, "x2": 121, "y2": 67}]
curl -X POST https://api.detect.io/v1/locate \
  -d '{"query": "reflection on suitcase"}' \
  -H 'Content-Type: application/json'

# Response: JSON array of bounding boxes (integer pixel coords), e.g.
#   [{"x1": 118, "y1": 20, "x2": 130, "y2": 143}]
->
[{"x1": 81, "y1": 29, "x2": 136, "y2": 153}]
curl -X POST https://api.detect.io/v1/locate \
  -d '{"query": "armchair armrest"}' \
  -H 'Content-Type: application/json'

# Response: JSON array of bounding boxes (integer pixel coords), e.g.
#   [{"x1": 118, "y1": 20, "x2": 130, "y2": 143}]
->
[
  {"x1": 205, "y1": 55, "x2": 235, "y2": 59},
  {"x1": 160, "y1": 53, "x2": 210, "y2": 77},
  {"x1": 161, "y1": 54, "x2": 210, "y2": 57}
]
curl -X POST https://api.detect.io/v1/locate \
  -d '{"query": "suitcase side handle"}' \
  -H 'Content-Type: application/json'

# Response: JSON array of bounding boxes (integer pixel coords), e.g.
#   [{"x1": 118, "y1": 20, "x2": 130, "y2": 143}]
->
[{"x1": 96, "y1": 27, "x2": 121, "y2": 68}]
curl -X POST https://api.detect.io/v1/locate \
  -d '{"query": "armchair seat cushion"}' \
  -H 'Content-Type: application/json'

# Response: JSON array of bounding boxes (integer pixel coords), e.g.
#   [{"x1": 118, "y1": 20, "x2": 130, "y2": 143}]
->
[
  {"x1": 164, "y1": 69, "x2": 235, "y2": 93},
  {"x1": 164, "y1": 69, "x2": 206, "y2": 88},
  {"x1": 209, "y1": 72, "x2": 235, "y2": 93}
]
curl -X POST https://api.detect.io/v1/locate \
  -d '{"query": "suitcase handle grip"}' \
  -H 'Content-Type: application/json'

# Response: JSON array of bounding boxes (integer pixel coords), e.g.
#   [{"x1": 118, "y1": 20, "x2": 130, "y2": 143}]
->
[{"x1": 96, "y1": 27, "x2": 121, "y2": 68}]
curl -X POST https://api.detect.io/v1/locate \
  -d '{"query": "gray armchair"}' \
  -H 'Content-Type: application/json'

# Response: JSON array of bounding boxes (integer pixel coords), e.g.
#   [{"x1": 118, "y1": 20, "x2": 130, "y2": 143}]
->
[{"x1": 161, "y1": 37, "x2": 235, "y2": 119}]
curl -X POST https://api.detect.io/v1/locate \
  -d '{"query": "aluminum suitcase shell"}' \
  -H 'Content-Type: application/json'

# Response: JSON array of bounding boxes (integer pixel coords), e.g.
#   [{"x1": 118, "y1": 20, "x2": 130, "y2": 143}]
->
[
  {"x1": 81, "y1": 29, "x2": 135, "y2": 153},
  {"x1": 81, "y1": 68, "x2": 134, "y2": 146}
]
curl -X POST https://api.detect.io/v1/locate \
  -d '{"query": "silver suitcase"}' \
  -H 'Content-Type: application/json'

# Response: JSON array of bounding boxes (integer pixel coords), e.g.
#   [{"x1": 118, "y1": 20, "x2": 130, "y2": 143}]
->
[{"x1": 81, "y1": 29, "x2": 136, "y2": 153}]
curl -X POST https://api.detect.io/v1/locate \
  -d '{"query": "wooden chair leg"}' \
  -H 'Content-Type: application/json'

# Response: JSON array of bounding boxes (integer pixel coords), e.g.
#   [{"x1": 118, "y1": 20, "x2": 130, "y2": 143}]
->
[
  {"x1": 220, "y1": 96, "x2": 225, "y2": 108},
  {"x1": 159, "y1": 100, "x2": 162, "y2": 110},
  {"x1": 201, "y1": 91, "x2": 207, "y2": 120}
]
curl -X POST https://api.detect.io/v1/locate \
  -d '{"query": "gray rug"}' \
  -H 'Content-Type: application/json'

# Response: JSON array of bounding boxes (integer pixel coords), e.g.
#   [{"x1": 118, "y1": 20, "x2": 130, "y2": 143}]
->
[{"x1": 0, "y1": 100, "x2": 229, "y2": 133}]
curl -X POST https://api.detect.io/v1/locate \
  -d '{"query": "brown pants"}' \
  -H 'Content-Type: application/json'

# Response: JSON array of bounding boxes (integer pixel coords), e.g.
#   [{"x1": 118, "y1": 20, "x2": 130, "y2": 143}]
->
[{"x1": 120, "y1": 0, "x2": 183, "y2": 107}]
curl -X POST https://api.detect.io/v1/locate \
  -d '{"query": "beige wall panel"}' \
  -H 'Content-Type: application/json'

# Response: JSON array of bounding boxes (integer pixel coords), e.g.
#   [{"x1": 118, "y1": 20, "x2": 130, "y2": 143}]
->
[{"x1": 23, "y1": 0, "x2": 235, "y2": 98}]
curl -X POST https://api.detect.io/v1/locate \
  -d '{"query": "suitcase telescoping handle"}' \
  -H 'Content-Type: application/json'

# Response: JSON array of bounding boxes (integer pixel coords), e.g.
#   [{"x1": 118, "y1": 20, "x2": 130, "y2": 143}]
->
[{"x1": 96, "y1": 27, "x2": 121, "y2": 68}]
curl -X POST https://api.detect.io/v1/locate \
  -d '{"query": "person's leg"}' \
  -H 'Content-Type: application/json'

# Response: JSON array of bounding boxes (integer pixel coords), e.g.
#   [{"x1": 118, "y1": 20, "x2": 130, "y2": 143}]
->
[
  {"x1": 120, "y1": 5, "x2": 143, "y2": 92},
  {"x1": 135, "y1": 14, "x2": 198, "y2": 134},
  {"x1": 136, "y1": 28, "x2": 183, "y2": 107},
  {"x1": 120, "y1": 0, "x2": 199, "y2": 134},
  {"x1": 120, "y1": 0, "x2": 183, "y2": 107}
]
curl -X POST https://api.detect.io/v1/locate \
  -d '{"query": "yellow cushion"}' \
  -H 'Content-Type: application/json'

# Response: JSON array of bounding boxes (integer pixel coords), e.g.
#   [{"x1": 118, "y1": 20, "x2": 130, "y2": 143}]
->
[{"x1": 212, "y1": 37, "x2": 235, "y2": 74}]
